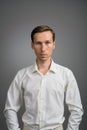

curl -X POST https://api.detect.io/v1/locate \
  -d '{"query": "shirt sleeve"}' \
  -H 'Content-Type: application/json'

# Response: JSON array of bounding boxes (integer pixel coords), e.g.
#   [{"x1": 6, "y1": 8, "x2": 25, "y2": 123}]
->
[
  {"x1": 65, "y1": 70, "x2": 83, "y2": 130},
  {"x1": 4, "y1": 71, "x2": 23, "y2": 130}
]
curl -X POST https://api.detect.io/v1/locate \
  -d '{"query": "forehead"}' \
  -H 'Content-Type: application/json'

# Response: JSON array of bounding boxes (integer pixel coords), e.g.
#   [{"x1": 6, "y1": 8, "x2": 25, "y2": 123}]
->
[{"x1": 33, "y1": 31, "x2": 53, "y2": 41}]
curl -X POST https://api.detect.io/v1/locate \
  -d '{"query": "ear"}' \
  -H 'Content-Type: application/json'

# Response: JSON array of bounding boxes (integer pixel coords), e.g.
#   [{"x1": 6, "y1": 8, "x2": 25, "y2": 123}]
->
[{"x1": 53, "y1": 41, "x2": 56, "y2": 49}]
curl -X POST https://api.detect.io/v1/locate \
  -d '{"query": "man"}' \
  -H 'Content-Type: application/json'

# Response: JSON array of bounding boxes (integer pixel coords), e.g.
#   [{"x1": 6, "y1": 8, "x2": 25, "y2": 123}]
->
[{"x1": 4, "y1": 25, "x2": 83, "y2": 130}]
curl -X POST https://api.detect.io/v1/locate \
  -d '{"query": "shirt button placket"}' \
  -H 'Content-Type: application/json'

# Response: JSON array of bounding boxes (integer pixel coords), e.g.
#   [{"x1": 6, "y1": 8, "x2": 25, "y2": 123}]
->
[{"x1": 39, "y1": 76, "x2": 46, "y2": 130}]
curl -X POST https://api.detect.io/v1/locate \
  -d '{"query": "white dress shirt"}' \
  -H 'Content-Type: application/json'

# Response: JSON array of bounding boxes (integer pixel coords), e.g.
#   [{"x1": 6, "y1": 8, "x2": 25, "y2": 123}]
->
[{"x1": 4, "y1": 61, "x2": 83, "y2": 130}]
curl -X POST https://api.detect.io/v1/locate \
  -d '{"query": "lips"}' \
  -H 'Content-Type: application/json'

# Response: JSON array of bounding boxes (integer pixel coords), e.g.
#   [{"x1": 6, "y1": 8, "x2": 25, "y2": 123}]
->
[
  {"x1": 40, "y1": 54, "x2": 47, "y2": 56},
  {"x1": 40, "y1": 54, "x2": 48, "y2": 58}
]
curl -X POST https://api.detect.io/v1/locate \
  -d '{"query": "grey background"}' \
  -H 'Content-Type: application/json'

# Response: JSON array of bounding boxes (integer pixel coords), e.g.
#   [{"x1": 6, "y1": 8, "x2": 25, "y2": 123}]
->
[{"x1": 0, "y1": 0, "x2": 87, "y2": 130}]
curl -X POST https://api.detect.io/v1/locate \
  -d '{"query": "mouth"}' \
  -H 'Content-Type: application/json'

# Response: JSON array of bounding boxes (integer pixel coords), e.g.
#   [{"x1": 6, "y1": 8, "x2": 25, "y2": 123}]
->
[
  {"x1": 40, "y1": 53, "x2": 47, "y2": 56},
  {"x1": 40, "y1": 54, "x2": 47, "y2": 58}
]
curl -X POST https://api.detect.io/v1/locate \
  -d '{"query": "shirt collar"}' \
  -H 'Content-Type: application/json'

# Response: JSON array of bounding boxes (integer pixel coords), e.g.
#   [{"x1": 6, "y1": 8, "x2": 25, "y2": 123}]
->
[
  {"x1": 32, "y1": 60, "x2": 57, "y2": 73},
  {"x1": 49, "y1": 60, "x2": 57, "y2": 73}
]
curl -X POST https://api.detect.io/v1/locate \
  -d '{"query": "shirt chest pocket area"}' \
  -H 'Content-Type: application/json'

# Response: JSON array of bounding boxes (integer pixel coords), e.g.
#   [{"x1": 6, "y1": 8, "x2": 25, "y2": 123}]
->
[
  {"x1": 46, "y1": 78, "x2": 65, "y2": 97},
  {"x1": 22, "y1": 79, "x2": 41, "y2": 107}
]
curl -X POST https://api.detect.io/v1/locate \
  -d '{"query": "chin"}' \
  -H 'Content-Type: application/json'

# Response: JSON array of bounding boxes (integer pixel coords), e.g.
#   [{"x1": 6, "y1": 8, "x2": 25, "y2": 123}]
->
[{"x1": 40, "y1": 57, "x2": 50, "y2": 61}]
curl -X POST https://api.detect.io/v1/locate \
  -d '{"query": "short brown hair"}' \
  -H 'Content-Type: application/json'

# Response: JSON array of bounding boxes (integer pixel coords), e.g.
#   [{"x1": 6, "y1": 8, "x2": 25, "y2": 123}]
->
[{"x1": 31, "y1": 25, "x2": 55, "y2": 42}]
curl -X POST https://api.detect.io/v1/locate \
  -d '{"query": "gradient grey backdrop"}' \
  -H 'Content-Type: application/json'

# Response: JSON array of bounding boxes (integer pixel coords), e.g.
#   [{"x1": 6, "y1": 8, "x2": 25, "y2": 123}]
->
[{"x1": 0, "y1": 0, "x2": 87, "y2": 130}]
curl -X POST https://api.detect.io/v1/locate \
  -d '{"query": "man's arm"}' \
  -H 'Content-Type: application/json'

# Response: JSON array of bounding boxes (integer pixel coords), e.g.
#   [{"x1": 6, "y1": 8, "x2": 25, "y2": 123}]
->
[
  {"x1": 4, "y1": 110, "x2": 21, "y2": 130},
  {"x1": 65, "y1": 70, "x2": 83, "y2": 130},
  {"x1": 4, "y1": 71, "x2": 23, "y2": 130}
]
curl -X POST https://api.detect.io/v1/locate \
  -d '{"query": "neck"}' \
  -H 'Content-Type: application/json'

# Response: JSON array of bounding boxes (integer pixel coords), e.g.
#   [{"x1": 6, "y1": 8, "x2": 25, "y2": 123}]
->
[{"x1": 36, "y1": 58, "x2": 52, "y2": 74}]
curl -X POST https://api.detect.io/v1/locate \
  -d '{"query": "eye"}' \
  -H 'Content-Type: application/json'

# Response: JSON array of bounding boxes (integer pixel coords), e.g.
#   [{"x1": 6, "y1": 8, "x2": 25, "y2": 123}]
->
[
  {"x1": 34, "y1": 42, "x2": 42, "y2": 45},
  {"x1": 45, "y1": 41, "x2": 51, "y2": 45}
]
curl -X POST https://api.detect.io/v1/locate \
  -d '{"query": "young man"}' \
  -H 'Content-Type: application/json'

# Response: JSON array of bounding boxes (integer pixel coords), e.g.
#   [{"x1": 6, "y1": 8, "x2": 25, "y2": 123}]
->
[{"x1": 4, "y1": 25, "x2": 83, "y2": 130}]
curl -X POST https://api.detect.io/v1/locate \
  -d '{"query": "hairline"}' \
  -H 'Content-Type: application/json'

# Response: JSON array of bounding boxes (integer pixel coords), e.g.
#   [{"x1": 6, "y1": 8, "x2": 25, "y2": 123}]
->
[{"x1": 31, "y1": 25, "x2": 55, "y2": 42}]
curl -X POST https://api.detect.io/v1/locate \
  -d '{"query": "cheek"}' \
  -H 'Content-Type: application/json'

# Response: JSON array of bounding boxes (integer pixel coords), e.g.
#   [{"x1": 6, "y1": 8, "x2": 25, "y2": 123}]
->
[
  {"x1": 49, "y1": 46, "x2": 55, "y2": 52},
  {"x1": 34, "y1": 49, "x2": 40, "y2": 55},
  {"x1": 32, "y1": 46, "x2": 40, "y2": 52}
]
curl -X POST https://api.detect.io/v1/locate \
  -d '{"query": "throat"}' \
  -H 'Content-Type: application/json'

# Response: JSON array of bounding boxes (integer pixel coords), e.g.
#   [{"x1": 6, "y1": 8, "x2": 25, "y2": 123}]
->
[
  {"x1": 39, "y1": 67, "x2": 49, "y2": 75},
  {"x1": 36, "y1": 59, "x2": 52, "y2": 75}
]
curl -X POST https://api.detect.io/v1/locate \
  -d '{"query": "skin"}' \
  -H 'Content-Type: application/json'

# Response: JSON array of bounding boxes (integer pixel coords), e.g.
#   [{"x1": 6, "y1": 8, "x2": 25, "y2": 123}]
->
[{"x1": 31, "y1": 31, "x2": 55, "y2": 74}]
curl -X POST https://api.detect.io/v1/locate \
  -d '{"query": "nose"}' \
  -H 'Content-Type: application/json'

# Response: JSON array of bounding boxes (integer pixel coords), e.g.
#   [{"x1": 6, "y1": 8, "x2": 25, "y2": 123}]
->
[{"x1": 41, "y1": 43, "x2": 46, "y2": 52}]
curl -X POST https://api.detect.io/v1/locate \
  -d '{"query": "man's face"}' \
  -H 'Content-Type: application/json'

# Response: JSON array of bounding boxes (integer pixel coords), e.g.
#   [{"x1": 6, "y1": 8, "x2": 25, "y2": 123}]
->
[{"x1": 32, "y1": 31, "x2": 55, "y2": 62}]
